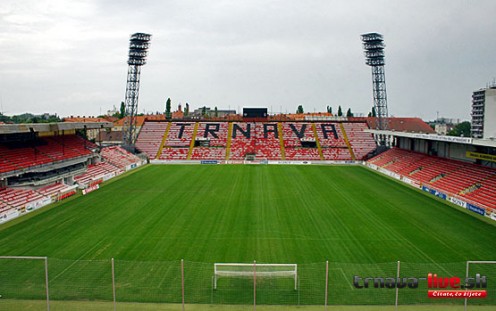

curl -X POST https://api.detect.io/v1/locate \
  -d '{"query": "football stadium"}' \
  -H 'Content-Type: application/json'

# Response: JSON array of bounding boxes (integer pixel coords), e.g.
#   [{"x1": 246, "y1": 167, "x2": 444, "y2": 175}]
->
[
  {"x1": 0, "y1": 12, "x2": 495, "y2": 309},
  {"x1": 0, "y1": 116, "x2": 495, "y2": 311}
]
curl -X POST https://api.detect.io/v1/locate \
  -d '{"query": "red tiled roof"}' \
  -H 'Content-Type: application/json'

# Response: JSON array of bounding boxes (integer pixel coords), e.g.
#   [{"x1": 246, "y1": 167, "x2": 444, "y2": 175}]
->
[
  {"x1": 113, "y1": 115, "x2": 166, "y2": 127},
  {"x1": 64, "y1": 117, "x2": 110, "y2": 123},
  {"x1": 351, "y1": 117, "x2": 435, "y2": 133}
]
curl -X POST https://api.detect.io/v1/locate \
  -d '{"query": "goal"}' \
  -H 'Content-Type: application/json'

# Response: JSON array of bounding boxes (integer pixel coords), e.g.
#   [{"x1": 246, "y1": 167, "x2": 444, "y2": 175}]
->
[
  {"x1": 243, "y1": 158, "x2": 269, "y2": 165},
  {"x1": 214, "y1": 263, "x2": 297, "y2": 290},
  {"x1": 464, "y1": 261, "x2": 496, "y2": 310}
]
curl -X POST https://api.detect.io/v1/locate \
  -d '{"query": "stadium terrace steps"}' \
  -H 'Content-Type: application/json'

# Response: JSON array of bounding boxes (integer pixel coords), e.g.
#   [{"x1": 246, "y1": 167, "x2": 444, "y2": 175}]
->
[
  {"x1": 311, "y1": 123, "x2": 324, "y2": 160},
  {"x1": 0, "y1": 135, "x2": 93, "y2": 174},
  {"x1": 229, "y1": 122, "x2": 256, "y2": 160},
  {"x1": 158, "y1": 122, "x2": 195, "y2": 160},
  {"x1": 368, "y1": 148, "x2": 496, "y2": 209},
  {"x1": 74, "y1": 146, "x2": 141, "y2": 187},
  {"x1": 342, "y1": 122, "x2": 377, "y2": 160},
  {"x1": 464, "y1": 175, "x2": 496, "y2": 208},
  {"x1": 282, "y1": 123, "x2": 319, "y2": 160},
  {"x1": 0, "y1": 188, "x2": 46, "y2": 209},
  {"x1": 156, "y1": 122, "x2": 172, "y2": 159},
  {"x1": 225, "y1": 123, "x2": 233, "y2": 160},
  {"x1": 138, "y1": 121, "x2": 376, "y2": 161},
  {"x1": 277, "y1": 122, "x2": 286, "y2": 160},
  {"x1": 74, "y1": 163, "x2": 122, "y2": 186},
  {"x1": 187, "y1": 122, "x2": 199, "y2": 160},
  {"x1": 135, "y1": 122, "x2": 168, "y2": 159},
  {"x1": 339, "y1": 123, "x2": 356, "y2": 160},
  {"x1": 100, "y1": 146, "x2": 142, "y2": 169}
]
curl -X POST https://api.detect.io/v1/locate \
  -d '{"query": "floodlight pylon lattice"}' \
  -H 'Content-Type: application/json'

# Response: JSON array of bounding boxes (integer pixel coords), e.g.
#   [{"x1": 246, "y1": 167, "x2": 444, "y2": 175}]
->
[
  {"x1": 362, "y1": 33, "x2": 389, "y2": 143},
  {"x1": 122, "y1": 33, "x2": 151, "y2": 150}
]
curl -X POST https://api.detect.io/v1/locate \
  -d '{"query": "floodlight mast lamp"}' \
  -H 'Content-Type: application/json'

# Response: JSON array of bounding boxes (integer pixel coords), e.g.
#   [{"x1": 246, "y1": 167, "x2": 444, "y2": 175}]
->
[
  {"x1": 123, "y1": 33, "x2": 151, "y2": 150},
  {"x1": 361, "y1": 32, "x2": 388, "y2": 145}
]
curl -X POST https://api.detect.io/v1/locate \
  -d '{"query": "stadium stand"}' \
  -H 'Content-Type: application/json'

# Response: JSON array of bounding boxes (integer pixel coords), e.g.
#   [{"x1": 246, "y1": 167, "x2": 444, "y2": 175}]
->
[
  {"x1": 0, "y1": 130, "x2": 143, "y2": 223},
  {"x1": 74, "y1": 162, "x2": 122, "y2": 187},
  {"x1": 137, "y1": 120, "x2": 376, "y2": 161},
  {"x1": 315, "y1": 123, "x2": 352, "y2": 161},
  {"x1": 0, "y1": 135, "x2": 95, "y2": 174},
  {"x1": 0, "y1": 144, "x2": 53, "y2": 173},
  {"x1": 190, "y1": 122, "x2": 229, "y2": 160},
  {"x1": 253, "y1": 123, "x2": 282, "y2": 160},
  {"x1": 135, "y1": 122, "x2": 168, "y2": 158},
  {"x1": 229, "y1": 122, "x2": 256, "y2": 160},
  {"x1": 464, "y1": 175, "x2": 496, "y2": 209},
  {"x1": 159, "y1": 122, "x2": 195, "y2": 160},
  {"x1": 37, "y1": 183, "x2": 77, "y2": 201},
  {"x1": 282, "y1": 123, "x2": 321, "y2": 160},
  {"x1": 341, "y1": 122, "x2": 376, "y2": 160},
  {"x1": 0, "y1": 187, "x2": 47, "y2": 210},
  {"x1": 368, "y1": 148, "x2": 496, "y2": 209},
  {"x1": 100, "y1": 146, "x2": 142, "y2": 169}
]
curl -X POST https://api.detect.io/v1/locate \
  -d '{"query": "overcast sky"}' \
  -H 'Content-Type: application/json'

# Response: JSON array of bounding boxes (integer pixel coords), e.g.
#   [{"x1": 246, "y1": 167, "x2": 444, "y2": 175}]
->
[{"x1": 0, "y1": 0, "x2": 495, "y2": 120}]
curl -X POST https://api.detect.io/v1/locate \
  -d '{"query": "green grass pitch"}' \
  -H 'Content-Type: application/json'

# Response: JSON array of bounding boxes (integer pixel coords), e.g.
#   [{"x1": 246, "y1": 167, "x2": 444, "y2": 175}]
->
[{"x1": 0, "y1": 165, "x2": 495, "y2": 307}]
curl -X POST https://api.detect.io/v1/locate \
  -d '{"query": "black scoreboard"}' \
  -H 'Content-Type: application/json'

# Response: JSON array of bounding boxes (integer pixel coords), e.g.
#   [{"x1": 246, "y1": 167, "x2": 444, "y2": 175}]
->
[{"x1": 243, "y1": 108, "x2": 268, "y2": 118}]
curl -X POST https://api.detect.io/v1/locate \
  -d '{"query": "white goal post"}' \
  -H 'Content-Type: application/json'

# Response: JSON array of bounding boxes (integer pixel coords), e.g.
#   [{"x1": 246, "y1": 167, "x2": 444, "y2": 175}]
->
[
  {"x1": 214, "y1": 263, "x2": 297, "y2": 290},
  {"x1": 464, "y1": 260, "x2": 496, "y2": 311}
]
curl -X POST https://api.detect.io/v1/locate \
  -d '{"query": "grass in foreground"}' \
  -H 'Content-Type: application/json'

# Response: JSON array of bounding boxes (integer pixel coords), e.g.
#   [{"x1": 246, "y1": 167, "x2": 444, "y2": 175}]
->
[
  {"x1": 0, "y1": 300, "x2": 494, "y2": 311},
  {"x1": 0, "y1": 165, "x2": 494, "y2": 307}
]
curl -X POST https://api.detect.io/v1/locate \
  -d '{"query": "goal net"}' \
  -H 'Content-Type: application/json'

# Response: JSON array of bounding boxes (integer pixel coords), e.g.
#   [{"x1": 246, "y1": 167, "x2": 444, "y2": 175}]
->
[
  {"x1": 243, "y1": 158, "x2": 268, "y2": 165},
  {"x1": 214, "y1": 263, "x2": 297, "y2": 290}
]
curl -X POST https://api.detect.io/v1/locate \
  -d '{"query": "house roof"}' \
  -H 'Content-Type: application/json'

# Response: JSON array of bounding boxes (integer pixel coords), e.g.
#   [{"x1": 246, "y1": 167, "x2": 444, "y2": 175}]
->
[
  {"x1": 113, "y1": 114, "x2": 166, "y2": 127},
  {"x1": 351, "y1": 117, "x2": 435, "y2": 133}
]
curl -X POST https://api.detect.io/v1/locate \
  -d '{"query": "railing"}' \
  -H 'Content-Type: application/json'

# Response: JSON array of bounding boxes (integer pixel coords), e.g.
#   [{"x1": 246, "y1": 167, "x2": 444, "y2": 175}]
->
[{"x1": 0, "y1": 257, "x2": 494, "y2": 311}]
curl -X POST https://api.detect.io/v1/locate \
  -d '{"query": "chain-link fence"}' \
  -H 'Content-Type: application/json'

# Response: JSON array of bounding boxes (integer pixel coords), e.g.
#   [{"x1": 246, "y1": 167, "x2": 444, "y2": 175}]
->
[{"x1": 0, "y1": 257, "x2": 494, "y2": 310}]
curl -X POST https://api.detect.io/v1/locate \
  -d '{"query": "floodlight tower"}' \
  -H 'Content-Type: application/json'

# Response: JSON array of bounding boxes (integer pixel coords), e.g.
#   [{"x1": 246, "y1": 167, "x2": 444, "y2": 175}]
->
[
  {"x1": 361, "y1": 33, "x2": 389, "y2": 144},
  {"x1": 122, "y1": 33, "x2": 151, "y2": 150}
]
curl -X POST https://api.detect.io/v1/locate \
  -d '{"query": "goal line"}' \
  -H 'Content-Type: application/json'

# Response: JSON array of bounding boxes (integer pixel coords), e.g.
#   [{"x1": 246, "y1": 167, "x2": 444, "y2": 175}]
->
[{"x1": 214, "y1": 263, "x2": 297, "y2": 290}]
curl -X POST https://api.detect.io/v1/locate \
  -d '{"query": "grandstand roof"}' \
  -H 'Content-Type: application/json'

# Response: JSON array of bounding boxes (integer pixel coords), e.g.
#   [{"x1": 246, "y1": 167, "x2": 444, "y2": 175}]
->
[
  {"x1": 0, "y1": 122, "x2": 113, "y2": 134},
  {"x1": 367, "y1": 129, "x2": 496, "y2": 148}
]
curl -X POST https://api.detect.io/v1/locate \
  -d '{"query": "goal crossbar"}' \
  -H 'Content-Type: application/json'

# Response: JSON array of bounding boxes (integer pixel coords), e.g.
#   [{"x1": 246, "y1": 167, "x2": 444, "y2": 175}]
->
[{"x1": 214, "y1": 263, "x2": 297, "y2": 290}]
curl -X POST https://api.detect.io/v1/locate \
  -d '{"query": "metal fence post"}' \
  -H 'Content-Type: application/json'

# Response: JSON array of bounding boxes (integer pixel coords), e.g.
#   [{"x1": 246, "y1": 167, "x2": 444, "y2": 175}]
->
[
  {"x1": 111, "y1": 258, "x2": 116, "y2": 311},
  {"x1": 253, "y1": 260, "x2": 256, "y2": 311},
  {"x1": 325, "y1": 260, "x2": 329, "y2": 311},
  {"x1": 465, "y1": 261, "x2": 469, "y2": 311},
  {"x1": 45, "y1": 257, "x2": 50, "y2": 311},
  {"x1": 181, "y1": 259, "x2": 185, "y2": 311},
  {"x1": 395, "y1": 260, "x2": 400, "y2": 311}
]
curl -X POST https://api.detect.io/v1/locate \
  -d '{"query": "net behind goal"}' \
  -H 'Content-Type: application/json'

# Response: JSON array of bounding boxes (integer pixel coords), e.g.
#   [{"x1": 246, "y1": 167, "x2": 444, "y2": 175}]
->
[{"x1": 214, "y1": 263, "x2": 297, "y2": 290}]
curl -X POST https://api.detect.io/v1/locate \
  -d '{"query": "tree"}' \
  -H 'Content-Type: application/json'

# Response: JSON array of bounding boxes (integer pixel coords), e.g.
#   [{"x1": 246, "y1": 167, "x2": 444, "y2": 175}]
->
[
  {"x1": 120, "y1": 102, "x2": 126, "y2": 118},
  {"x1": 447, "y1": 121, "x2": 471, "y2": 137},
  {"x1": 184, "y1": 103, "x2": 189, "y2": 117},
  {"x1": 165, "y1": 98, "x2": 172, "y2": 119},
  {"x1": 327, "y1": 106, "x2": 332, "y2": 114},
  {"x1": 368, "y1": 112, "x2": 372, "y2": 117},
  {"x1": 296, "y1": 105, "x2": 304, "y2": 114},
  {"x1": 214, "y1": 106, "x2": 218, "y2": 117},
  {"x1": 201, "y1": 106, "x2": 207, "y2": 117},
  {"x1": 337, "y1": 105, "x2": 343, "y2": 117},
  {"x1": 372, "y1": 107, "x2": 377, "y2": 117},
  {"x1": 346, "y1": 108, "x2": 353, "y2": 117},
  {"x1": 0, "y1": 113, "x2": 9, "y2": 123}
]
